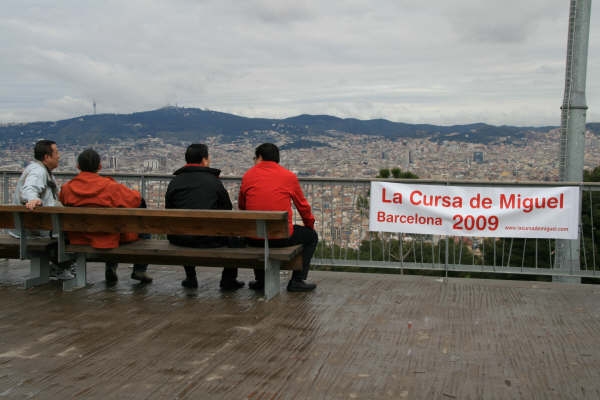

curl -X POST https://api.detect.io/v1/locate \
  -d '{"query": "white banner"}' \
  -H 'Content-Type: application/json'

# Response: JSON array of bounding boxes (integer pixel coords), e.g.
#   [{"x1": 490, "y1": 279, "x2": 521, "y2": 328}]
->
[{"x1": 369, "y1": 182, "x2": 580, "y2": 239}]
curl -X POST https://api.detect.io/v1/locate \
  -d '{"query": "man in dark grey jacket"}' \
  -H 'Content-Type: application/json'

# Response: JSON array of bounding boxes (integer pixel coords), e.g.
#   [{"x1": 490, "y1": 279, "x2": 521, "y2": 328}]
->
[{"x1": 165, "y1": 143, "x2": 243, "y2": 290}]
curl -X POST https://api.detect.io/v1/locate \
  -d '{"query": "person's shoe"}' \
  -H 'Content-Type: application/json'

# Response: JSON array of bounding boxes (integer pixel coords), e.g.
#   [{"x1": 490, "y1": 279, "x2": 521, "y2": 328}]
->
[
  {"x1": 248, "y1": 280, "x2": 264, "y2": 291},
  {"x1": 220, "y1": 280, "x2": 245, "y2": 291},
  {"x1": 49, "y1": 263, "x2": 63, "y2": 278},
  {"x1": 69, "y1": 263, "x2": 78, "y2": 275},
  {"x1": 131, "y1": 271, "x2": 153, "y2": 283},
  {"x1": 181, "y1": 277, "x2": 198, "y2": 289},
  {"x1": 105, "y1": 266, "x2": 118, "y2": 284},
  {"x1": 287, "y1": 280, "x2": 317, "y2": 292},
  {"x1": 55, "y1": 269, "x2": 75, "y2": 280}
]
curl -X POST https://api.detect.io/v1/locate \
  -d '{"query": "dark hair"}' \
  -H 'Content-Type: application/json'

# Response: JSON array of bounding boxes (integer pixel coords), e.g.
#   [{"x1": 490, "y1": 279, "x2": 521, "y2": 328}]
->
[
  {"x1": 185, "y1": 143, "x2": 209, "y2": 164},
  {"x1": 34, "y1": 140, "x2": 56, "y2": 162},
  {"x1": 77, "y1": 148, "x2": 101, "y2": 172},
  {"x1": 255, "y1": 143, "x2": 279, "y2": 163}
]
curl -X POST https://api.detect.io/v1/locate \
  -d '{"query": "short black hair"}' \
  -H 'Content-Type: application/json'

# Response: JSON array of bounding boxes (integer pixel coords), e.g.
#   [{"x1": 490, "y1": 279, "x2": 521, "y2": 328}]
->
[
  {"x1": 185, "y1": 143, "x2": 209, "y2": 164},
  {"x1": 77, "y1": 148, "x2": 101, "y2": 172},
  {"x1": 34, "y1": 140, "x2": 56, "y2": 162},
  {"x1": 255, "y1": 143, "x2": 279, "y2": 163}
]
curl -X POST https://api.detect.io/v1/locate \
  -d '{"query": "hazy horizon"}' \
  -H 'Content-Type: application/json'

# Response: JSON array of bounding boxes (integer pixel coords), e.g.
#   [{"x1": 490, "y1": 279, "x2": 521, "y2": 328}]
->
[{"x1": 2, "y1": 1, "x2": 599, "y2": 126}]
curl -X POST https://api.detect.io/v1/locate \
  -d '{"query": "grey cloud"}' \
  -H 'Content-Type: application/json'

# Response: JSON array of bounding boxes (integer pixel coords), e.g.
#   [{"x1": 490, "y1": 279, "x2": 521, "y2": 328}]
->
[
  {"x1": 444, "y1": 0, "x2": 566, "y2": 44},
  {"x1": 0, "y1": 0, "x2": 597, "y2": 126},
  {"x1": 240, "y1": 0, "x2": 315, "y2": 24}
]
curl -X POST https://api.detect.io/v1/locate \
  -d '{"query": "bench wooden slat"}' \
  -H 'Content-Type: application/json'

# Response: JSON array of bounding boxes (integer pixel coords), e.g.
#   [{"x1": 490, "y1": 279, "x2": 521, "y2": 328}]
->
[
  {"x1": 0, "y1": 211, "x2": 54, "y2": 230},
  {"x1": 66, "y1": 241, "x2": 303, "y2": 270},
  {"x1": 0, "y1": 206, "x2": 290, "y2": 238},
  {"x1": 0, "y1": 235, "x2": 56, "y2": 258},
  {"x1": 22, "y1": 214, "x2": 54, "y2": 231},
  {"x1": 59, "y1": 215, "x2": 282, "y2": 238},
  {"x1": 28, "y1": 207, "x2": 288, "y2": 220},
  {"x1": 0, "y1": 213, "x2": 14, "y2": 229}
]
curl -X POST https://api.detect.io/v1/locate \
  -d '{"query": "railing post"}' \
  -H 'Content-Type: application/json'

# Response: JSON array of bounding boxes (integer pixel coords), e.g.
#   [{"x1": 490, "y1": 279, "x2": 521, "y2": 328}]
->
[
  {"x1": 555, "y1": 186, "x2": 582, "y2": 283},
  {"x1": 555, "y1": 0, "x2": 590, "y2": 283},
  {"x1": 140, "y1": 175, "x2": 147, "y2": 200},
  {"x1": 444, "y1": 236, "x2": 449, "y2": 281},
  {"x1": 3, "y1": 172, "x2": 9, "y2": 204}
]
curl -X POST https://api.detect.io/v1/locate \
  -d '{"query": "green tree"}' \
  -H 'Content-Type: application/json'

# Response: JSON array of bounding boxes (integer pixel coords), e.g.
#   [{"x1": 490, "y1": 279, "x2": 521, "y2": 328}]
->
[
  {"x1": 391, "y1": 167, "x2": 419, "y2": 179},
  {"x1": 581, "y1": 167, "x2": 600, "y2": 269},
  {"x1": 357, "y1": 233, "x2": 479, "y2": 265},
  {"x1": 378, "y1": 167, "x2": 419, "y2": 179},
  {"x1": 362, "y1": 168, "x2": 418, "y2": 213},
  {"x1": 584, "y1": 166, "x2": 600, "y2": 182},
  {"x1": 378, "y1": 168, "x2": 390, "y2": 178},
  {"x1": 481, "y1": 237, "x2": 555, "y2": 269}
]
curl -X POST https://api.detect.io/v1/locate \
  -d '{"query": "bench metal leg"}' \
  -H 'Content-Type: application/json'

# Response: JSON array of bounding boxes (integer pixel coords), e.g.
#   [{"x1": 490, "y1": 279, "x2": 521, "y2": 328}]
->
[
  {"x1": 23, "y1": 253, "x2": 51, "y2": 289},
  {"x1": 62, "y1": 254, "x2": 87, "y2": 291},
  {"x1": 264, "y1": 259, "x2": 281, "y2": 300}
]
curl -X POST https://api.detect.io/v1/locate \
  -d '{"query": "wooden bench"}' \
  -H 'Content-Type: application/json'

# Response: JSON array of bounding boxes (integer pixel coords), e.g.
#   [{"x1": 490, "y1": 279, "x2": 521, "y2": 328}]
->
[
  {"x1": 0, "y1": 207, "x2": 61, "y2": 289},
  {"x1": 0, "y1": 205, "x2": 303, "y2": 300},
  {"x1": 0, "y1": 235, "x2": 58, "y2": 289}
]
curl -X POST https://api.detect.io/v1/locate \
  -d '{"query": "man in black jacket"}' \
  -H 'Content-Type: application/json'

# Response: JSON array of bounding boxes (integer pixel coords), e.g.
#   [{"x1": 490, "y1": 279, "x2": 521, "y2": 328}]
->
[{"x1": 165, "y1": 143, "x2": 244, "y2": 290}]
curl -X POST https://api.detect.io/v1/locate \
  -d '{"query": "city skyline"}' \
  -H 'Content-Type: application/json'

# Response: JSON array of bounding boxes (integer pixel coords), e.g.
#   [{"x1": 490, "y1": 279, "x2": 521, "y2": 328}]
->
[{"x1": 2, "y1": 127, "x2": 599, "y2": 183}]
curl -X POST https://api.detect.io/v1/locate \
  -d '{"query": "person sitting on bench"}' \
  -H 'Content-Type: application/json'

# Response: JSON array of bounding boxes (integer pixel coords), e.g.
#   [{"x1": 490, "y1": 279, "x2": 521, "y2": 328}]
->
[
  {"x1": 12, "y1": 139, "x2": 75, "y2": 280},
  {"x1": 239, "y1": 143, "x2": 318, "y2": 292},
  {"x1": 165, "y1": 143, "x2": 244, "y2": 291},
  {"x1": 58, "y1": 148, "x2": 153, "y2": 285}
]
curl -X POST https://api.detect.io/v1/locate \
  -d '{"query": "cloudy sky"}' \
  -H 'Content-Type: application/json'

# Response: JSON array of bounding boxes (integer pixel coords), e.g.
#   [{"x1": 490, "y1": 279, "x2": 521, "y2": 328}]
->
[{"x1": 1, "y1": 0, "x2": 598, "y2": 126}]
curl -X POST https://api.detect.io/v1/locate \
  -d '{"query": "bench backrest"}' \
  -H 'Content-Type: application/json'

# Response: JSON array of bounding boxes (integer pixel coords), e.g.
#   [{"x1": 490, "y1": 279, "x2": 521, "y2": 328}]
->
[
  {"x1": 0, "y1": 206, "x2": 290, "y2": 239},
  {"x1": 0, "y1": 207, "x2": 53, "y2": 231}
]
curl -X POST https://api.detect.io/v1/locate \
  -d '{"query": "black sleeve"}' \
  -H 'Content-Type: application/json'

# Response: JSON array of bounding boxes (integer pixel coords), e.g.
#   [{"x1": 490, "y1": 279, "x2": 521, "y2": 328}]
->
[
  {"x1": 216, "y1": 184, "x2": 233, "y2": 210},
  {"x1": 165, "y1": 180, "x2": 174, "y2": 209}
]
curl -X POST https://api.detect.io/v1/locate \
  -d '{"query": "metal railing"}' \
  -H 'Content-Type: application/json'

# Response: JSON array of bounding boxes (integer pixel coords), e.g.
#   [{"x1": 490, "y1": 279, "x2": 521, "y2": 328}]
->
[{"x1": 3, "y1": 170, "x2": 599, "y2": 279}]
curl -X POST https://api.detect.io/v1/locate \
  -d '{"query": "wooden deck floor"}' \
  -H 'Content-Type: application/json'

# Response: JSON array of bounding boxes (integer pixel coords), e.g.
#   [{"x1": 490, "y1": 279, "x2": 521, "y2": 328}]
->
[{"x1": 1, "y1": 259, "x2": 600, "y2": 399}]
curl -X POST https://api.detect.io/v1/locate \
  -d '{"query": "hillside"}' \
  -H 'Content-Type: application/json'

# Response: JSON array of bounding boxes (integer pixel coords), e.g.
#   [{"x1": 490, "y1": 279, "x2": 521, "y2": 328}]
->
[{"x1": 0, "y1": 106, "x2": 573, "y2": 147}]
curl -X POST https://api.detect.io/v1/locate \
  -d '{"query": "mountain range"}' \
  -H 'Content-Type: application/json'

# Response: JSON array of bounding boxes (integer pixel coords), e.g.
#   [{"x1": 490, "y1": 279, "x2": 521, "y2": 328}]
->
[{"x1": 1, "y1": 106, "x2": 598, "y2": 148}]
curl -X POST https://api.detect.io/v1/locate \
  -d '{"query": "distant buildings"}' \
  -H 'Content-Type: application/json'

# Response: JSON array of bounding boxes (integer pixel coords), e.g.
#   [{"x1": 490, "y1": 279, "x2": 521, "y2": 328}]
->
[
  {"x1": 108, "y1": 156, "x2": 118, "y2": 169},
  {"x1": 1, "y1": 128, "x2": 600, "y2": 183}
]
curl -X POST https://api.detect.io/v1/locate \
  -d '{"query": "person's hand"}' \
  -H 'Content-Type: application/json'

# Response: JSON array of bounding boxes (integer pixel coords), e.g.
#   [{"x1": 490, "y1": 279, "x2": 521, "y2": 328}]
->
[{"x1": 25, "y1": 199, "x2": 42, "y2": 210}]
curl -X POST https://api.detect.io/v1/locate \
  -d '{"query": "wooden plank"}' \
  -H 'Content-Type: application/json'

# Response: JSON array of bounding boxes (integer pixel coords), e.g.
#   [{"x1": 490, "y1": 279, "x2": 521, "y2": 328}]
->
[
  {"x1": 0, "y1": 206, "x2": 290, "y2": 238},
  {"x1": 59, "y1": 214, "x2": 287, "y2": 238},
  {"x1": 0, "y1": 212, "x2": 14, "y2": 229},
  {"x1": 66, "y1": 241, "x2": 303, "y2": 270},
  {"x1": 21, "y1": 213, "x2": 54, "y2": 231},
  {"x1": 66, "y1": 241, "x2": 302, "y2": 261},
  {"x1": 3, "y1": 206, "x2": 288, "y2": 221},
  {"x1": 0, "y1": 235, "x2": 56, "y2": 258},
  {"x1": 0, "y1": 209, "x2": 53, "y2": 230}
]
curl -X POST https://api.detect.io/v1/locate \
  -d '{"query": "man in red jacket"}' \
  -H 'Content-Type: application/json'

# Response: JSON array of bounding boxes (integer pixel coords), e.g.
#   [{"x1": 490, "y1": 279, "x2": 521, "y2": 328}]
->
[
  {"x1": 239, "y1": 143, "x2": 318, "y2": 292},
  {"x1": 59, "y1": 148, "x2": 153, "y2": 285}
]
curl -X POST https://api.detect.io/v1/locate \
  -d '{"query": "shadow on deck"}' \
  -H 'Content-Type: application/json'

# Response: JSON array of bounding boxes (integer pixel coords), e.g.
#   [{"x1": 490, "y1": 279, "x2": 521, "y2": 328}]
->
[{"x1": 1, "y1": 259, "x2": 600, "y2": 399}]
